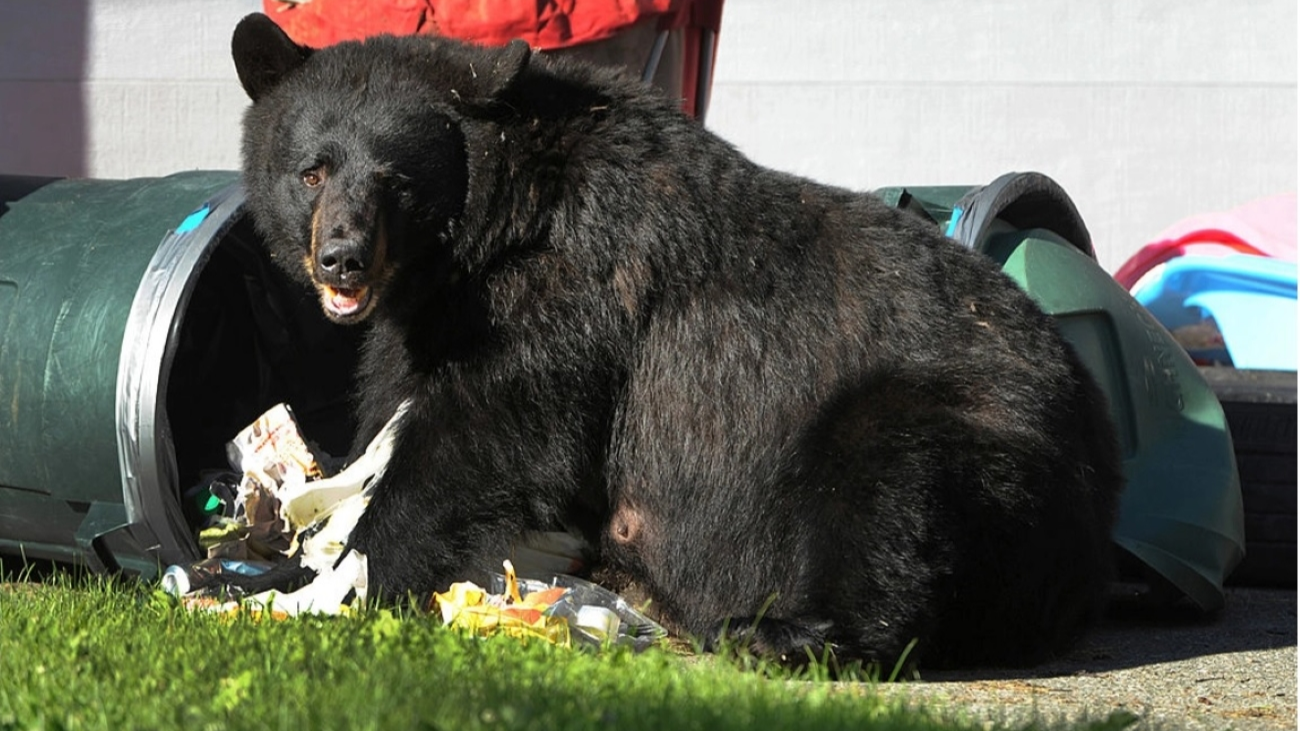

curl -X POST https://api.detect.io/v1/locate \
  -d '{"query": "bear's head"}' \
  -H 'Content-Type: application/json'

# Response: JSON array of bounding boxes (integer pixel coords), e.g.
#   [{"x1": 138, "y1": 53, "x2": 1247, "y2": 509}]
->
[{"x1": 230, "y1": 13, "x2": 531, "y2": 324}]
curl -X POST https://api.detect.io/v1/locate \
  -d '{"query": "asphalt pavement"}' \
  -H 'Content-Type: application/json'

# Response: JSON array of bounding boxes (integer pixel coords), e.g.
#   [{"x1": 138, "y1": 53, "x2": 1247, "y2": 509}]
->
[{"x1": 882, "y1": 585, "x2": 1297, "y2": 730}]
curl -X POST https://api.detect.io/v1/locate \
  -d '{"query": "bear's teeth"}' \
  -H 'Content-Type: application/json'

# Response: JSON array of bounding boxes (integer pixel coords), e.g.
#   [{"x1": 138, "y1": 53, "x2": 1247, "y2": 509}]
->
[{"x1": 326, "y1": 287, "x2": 369, "y2": 315}]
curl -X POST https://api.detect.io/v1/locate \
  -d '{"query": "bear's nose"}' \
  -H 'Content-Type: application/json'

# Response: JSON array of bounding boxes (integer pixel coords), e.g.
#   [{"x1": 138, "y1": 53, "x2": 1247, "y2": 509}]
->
[{"x1": 317, "y1": 238, "x2": 370, "y2": 281}]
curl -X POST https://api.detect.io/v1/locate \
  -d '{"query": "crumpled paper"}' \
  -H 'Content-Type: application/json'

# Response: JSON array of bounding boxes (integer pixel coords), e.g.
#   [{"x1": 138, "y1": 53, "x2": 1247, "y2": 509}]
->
[{"x1": 168, "y1": 401, "x2": 408, "y2": 615}]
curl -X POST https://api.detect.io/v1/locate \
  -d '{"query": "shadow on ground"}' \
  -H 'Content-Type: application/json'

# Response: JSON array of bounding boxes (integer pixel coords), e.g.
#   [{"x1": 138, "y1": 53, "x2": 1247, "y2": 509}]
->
[{"x1": 922, "y1": 584, "x2": 1295, "y2": 681}]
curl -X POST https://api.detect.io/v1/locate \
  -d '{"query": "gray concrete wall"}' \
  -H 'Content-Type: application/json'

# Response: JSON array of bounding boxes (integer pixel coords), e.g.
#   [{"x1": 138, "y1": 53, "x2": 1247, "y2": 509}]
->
[
  {"x1": 1, "y1": 0, "x2": 1294, "y2": 268},
  {"x1": 0, "y1": 0, "x2": 260, "y2": 178},
  {"x1": 707, "y1": 0, "x2": 1297, "y2": 269}
]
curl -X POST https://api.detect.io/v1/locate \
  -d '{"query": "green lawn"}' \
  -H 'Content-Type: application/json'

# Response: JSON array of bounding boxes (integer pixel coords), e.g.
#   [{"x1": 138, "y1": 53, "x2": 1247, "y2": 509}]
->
[{"x1": 0, "y1": 568, "x2": 1137, "y2": 731}]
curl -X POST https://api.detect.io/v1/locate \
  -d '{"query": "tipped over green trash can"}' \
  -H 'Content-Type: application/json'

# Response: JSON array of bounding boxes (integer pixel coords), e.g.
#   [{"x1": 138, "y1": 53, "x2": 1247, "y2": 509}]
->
[
  {"x1": 877, "y1": 172, "x2": 1246, "y2": 612},
  {"x1": 0, "y1": 171, "x2": 359, "y2": 577}
]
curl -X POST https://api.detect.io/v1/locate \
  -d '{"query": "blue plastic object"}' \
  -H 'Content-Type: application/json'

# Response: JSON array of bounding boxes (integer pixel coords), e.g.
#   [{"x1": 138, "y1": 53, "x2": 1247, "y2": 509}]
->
[{"x1": 1133, "y1": 254, "x2": 1297, "y2": 371}]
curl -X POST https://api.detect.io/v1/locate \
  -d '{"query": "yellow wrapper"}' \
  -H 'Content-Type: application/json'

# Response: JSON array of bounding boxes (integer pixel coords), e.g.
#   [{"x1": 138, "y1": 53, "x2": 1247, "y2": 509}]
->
[{"x1": 433, "y1": 575, "x2": 572, "y2": 646}]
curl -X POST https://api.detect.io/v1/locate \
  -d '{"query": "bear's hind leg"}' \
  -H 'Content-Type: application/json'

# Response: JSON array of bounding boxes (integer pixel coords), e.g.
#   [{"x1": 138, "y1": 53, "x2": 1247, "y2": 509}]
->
[{"x1": 703, "y1": 615, "x2": 837, "y2": 667}]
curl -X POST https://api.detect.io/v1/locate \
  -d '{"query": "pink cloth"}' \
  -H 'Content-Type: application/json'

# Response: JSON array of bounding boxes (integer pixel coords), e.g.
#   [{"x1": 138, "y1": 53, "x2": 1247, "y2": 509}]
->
[{"x1": 1114, "y1": 193, "x2": 1297, "y2": 289}]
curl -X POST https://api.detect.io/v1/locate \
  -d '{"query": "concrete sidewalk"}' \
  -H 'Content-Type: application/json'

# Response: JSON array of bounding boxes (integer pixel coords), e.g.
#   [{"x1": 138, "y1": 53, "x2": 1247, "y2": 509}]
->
[{"x1": 886, "y1": 586, "x2": 1297, "y2": 730}]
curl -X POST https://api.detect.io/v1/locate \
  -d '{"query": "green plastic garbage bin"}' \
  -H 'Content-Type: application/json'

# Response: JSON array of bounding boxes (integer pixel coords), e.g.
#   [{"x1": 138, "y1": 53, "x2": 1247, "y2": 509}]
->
[
  {"x1": 876, "y1": 172, "x2": 1246, "y2": 612},
  {"x1": 0, "y1": 171, "x2": 359, "y2": 577}
]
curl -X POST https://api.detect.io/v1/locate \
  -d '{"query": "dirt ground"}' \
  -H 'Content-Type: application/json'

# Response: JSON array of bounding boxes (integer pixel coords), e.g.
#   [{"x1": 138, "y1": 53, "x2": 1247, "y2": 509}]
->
[{"x1": 882, "y1": 585, "x2": 1297, "y2": 730}]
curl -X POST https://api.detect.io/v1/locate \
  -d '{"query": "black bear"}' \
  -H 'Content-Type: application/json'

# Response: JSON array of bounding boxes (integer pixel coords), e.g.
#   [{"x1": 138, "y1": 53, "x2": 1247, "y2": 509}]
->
[{"x1": 230, "y1": 13, "x2": 1124, "y2": 669}]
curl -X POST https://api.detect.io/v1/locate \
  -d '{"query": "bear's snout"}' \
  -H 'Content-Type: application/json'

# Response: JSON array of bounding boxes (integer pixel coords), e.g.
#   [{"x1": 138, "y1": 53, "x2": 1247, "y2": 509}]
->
[
  {"x1": 308, "y1": 211, "x2": 388, "y2": 323},
  {"x1": 316, "y1": 237, "x2": 372, "y2": 284}
]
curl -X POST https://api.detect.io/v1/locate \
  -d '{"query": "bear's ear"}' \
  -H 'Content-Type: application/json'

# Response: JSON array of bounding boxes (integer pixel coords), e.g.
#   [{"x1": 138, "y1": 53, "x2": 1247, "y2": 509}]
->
[
  {"x1": 481, "y1": 39, "x2": 531, "y2": 98},
  {"x1": 231, "y1": 13, "x2": 313, "y2": 101}
]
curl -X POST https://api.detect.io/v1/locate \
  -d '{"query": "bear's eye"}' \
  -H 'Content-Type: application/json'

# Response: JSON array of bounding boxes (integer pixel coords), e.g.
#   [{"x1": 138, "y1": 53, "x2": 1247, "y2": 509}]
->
[{"x1": 301, "y1": 168, "x2": 324, "y2": 187}]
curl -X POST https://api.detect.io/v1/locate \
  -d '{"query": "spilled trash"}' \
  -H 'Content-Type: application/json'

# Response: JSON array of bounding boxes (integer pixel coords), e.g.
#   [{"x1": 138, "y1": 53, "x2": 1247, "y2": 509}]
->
[
  {"x1": 436, "y1": 560, "x2": 666, "y2": 650},
  {"x1": 163, "y1": 402, "x2": 665, "y2": 649}
]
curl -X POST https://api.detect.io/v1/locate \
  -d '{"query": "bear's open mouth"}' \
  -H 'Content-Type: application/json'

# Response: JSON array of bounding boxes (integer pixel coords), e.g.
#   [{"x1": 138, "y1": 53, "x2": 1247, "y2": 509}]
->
[{"x1": 321, "y1": 284, "x2": 373, "y2": 320}]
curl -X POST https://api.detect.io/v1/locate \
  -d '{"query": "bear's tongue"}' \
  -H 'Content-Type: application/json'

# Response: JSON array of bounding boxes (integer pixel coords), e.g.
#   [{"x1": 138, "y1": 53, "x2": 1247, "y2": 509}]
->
[{"x1": 325, "y1": 286, "x2": 369, "y2": 316}]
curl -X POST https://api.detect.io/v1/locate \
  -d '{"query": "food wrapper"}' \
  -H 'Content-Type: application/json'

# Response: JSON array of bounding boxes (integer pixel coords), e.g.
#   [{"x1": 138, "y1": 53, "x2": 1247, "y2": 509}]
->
[
  {"x1": 227, "y1": 403, "x2": 325, "y2": 484},
  {"x1": 221, "y1": 403, "x2": 326, "y2": 559},
  {"x1": 433, "y1": 560, "x2": 666, "y2": 650},
  {"x1": 433, "y1": 560, "x2": 571, "y2": 644}
]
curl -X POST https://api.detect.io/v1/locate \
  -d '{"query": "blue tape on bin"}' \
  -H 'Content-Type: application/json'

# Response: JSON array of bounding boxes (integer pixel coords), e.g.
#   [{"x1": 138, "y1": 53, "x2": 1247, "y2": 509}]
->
[{"x1": 176, "y1": 205, "x2": 210, "y2": 234}]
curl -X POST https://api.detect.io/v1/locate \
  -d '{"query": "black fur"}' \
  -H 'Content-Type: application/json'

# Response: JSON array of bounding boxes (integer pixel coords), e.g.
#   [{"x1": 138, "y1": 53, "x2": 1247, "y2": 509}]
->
[{"x1": 230, "y1": 14, "x2": 1124, "y2": 669}]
